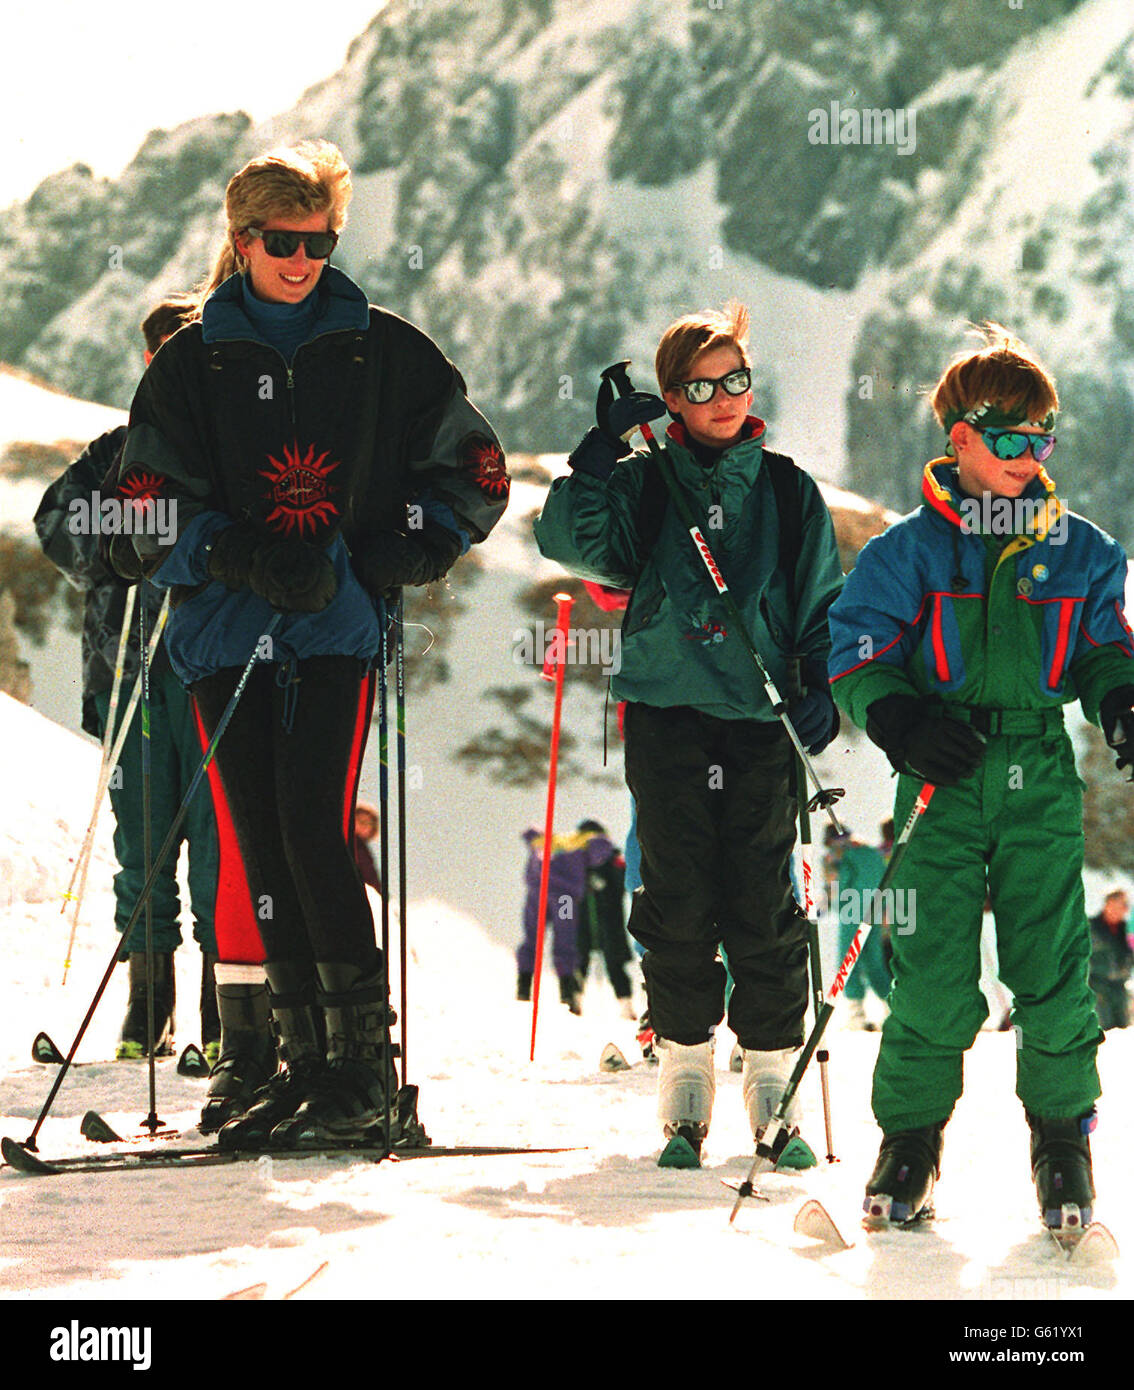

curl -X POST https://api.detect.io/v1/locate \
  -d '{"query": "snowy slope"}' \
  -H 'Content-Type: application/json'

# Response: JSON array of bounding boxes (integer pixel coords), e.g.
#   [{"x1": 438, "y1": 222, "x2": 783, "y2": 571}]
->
[
  {"x1": 0, "y1": 659, "x2": 1130, "y2": 1315},
  {"x1": 0, "y1": 365, "x2": 126, "y2": 538}
]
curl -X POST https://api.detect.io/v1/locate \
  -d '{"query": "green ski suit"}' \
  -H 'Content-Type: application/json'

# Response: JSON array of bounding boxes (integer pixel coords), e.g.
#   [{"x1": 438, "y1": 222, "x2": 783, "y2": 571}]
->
[{"x1": 828, "y1": 460, "x2": 1134, "y2": 1131}]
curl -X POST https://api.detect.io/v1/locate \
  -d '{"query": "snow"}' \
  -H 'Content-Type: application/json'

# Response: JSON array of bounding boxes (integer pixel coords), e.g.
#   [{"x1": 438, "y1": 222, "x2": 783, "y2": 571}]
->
[
  {"x1": 0, "y1": 687, "x2": 1130, "y2": 1321},
  {"x1": 0, "y1": 366, "x2": 126, "y2": 538}
]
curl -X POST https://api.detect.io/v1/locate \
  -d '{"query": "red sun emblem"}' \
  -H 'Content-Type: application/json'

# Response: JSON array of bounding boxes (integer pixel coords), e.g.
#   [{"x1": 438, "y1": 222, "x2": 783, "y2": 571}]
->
[
  {"x1": 259, "y1": 441, "x2": 341, "y2": 536},
  {"x1": 461, "y1": 434, "x2": 509, "y2": 501},
  {"x1": 119, "y1": 470, "x2": 163, "y2": 524}
]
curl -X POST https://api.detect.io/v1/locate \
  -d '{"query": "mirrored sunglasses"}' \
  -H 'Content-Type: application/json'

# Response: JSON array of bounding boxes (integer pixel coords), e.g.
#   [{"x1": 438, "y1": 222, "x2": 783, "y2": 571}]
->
[
  {"x1": 678, "y1": 368, "x2": 752, "y2": 405},
  {"x1": 245, "y1": 227, "x2": 339, "y2": 260},
  {"x1": 981, "y1": 428, "x2": 1056, "y2": 464}
]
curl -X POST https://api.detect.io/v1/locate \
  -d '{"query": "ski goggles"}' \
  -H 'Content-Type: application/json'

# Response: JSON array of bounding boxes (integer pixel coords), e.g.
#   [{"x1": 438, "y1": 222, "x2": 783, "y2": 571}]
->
[
  {"x1": 244, "y1": 227, "x2": 339, "y2": 259},
  {"x1": 676, "y1": 367, "x2": 751, "y2": 405},
  {"x1": 981, "y1": 428, "x2": 1057, "y2": 463}
]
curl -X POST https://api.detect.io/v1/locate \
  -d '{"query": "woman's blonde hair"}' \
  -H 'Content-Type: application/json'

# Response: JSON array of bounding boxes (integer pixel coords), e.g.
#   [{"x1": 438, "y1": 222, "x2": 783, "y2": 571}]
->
[
  {"x1": 198, "y1": 139, "x2": 353, "y2": 302},
  {"x1": 654, "y1": 301, "x2": 751, "y2": 394}
]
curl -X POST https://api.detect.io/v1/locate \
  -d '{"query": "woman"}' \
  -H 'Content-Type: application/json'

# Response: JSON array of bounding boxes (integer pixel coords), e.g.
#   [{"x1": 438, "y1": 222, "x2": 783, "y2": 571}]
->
[{"x1": 112, "y1": 140, "x2": 508, "y2": 1149}]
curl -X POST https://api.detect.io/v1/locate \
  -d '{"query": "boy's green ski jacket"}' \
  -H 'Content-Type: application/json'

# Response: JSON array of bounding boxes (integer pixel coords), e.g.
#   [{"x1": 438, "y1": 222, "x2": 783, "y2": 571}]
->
[{"x1": 534, "y1": 418, "x2": 844, "y2": 721}]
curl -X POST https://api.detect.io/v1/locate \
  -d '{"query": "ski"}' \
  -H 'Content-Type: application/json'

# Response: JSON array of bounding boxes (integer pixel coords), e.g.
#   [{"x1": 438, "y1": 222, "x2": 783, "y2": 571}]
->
[
  {"x1": 1, "y1": 1133, "x2": 580, "y2": 1177},
  {"x1": 176, "y1": 1044, "x2": 210, "y2": 1077},
  {"x1": 223, "y1": 1260, "x2": 330, "y2": 1301},
  {"x1": 598, "y1": 1041, "x2": 657, "y2": 1073},
  {"x1": 31, "y1": 1031, "x2": 194, "y2": 1070},
  {"x1": 793, "y1": 1197, "x2": 853, "y2": 1249}
]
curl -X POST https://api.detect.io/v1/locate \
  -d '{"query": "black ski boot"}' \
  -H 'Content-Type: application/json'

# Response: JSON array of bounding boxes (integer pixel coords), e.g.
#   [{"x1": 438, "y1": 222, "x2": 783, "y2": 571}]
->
[
  {"x1": 516, "y1": 971, "x2": 532, "y2": 1002},
  {"x1": 863, "y1": 1122, "x2": 945, "y2": 1226},
  {"x1": 200, "y1": 953, "x2": 220, "y2": 1065},
  {"x1": 199, "y1": 976, "x2": 278, "y2": 1134},
  {"x1": 1027, "y1": 1109, "x2": 1096, "y2": 1230},
  {"x1": 116, "y1": 951, "x2": 176, "y2": 1059},
  {"x1": 216, "y1": 963, "x2": 327, "y2": 1152},
  {"x1": 559, "y1": 971, "x2": 583, "y2": 1016},
  {"x1": 270, "y1": 961, "x2": 401, "y2": 1149}
]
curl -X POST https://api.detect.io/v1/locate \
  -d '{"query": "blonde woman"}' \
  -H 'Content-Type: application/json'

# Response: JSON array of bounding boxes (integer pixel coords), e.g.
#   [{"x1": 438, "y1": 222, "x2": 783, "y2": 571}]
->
[{"x1": 113, "y1": 141, "x2": 508, "y2": 1150}]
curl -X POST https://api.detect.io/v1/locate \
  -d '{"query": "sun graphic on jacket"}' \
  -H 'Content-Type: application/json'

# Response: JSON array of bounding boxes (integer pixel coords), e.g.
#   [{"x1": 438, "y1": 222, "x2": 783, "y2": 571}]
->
[
  {"x1": 259, "y1": 442, "x2": 341, "y2": 536},
  {"x1": 461, "y1": 434, "x2": 509, "y2": 500}
]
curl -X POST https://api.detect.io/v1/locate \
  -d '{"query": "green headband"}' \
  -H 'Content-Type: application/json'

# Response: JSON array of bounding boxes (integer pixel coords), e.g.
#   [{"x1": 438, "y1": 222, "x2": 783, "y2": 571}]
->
[{"x1": 942, "y1": 399, "x2": 1058, "y2": 434}]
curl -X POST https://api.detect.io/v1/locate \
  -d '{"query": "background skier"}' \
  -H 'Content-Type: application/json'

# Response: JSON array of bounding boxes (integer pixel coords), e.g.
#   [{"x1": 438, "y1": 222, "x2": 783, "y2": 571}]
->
[{"x1": 34, "y1": 295, "x2": 226, "y2": 1063}]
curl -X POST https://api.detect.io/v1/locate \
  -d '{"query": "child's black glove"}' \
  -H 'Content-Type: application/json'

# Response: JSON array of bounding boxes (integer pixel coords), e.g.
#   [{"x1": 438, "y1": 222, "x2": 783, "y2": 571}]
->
[
  {"x1": 786, "y1": 656, "x2": 840, "y2": 755},
  {"x1": 567, "y1": 376, "x2": 667, "y2": 481},
  {"x1": 865, "y1": 693, "x2": 986, "y2": 786},
  {"x1": 1100, "y1": 685, "x2": 1134, "y2": 781},
  {"x1": 353, "y1": 523, "x2": 462, "y2": 597}
]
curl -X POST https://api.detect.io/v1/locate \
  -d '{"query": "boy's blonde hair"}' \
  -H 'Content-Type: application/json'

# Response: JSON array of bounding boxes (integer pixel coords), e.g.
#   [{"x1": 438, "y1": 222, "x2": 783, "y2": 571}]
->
[
  {"x1": 198, "y1": 140, "x2": 354, "y2": 302},
  {"x1": 655, "y1": 301, "x2": 751, "y2": 394},
  {"x1": 929, "y1": 322, "x2": 1059, "y2": 431}
]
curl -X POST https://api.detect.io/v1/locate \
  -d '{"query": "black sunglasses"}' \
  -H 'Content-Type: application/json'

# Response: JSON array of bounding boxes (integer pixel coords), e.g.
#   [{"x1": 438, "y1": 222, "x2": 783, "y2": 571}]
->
[
  {"x1": 676, "y1": 367, "x2": 751, "y2": 405},
  {"x1": 245, "y1": 227, "x2": 339, "y2": 260}
]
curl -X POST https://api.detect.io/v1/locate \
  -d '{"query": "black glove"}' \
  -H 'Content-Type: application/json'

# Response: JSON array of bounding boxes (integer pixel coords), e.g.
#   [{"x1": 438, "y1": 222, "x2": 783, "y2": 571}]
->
[
  {"x1": 1101, "y1": 684, "x2": 1134, "y2": 781},
  {"x1": 354, "y1": 523, "x2": 462, "y2": 597},
  {"x1": 205, "y1": 522, "x2": 262, "y2": 591},
  {"x1": 107, "y1": 533, "x2": 145, "y2": 582},
  {"x1": 865, "y1": 693, "x2": 986, "y2": 787},
  {"x1": 250, "y1": 536, "x2": 337, "y2": 613},
  {"x1": 786, "y1": 656, "x2": 840, "y2": 756},
  {"x1": 568, "y1": 376, "x2": 668, "y2": 482}
]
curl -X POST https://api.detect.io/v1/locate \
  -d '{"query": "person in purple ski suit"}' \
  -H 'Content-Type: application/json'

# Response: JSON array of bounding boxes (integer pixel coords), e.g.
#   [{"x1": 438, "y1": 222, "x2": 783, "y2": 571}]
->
[{"x1": 517, "y1": 822, "x2": 614, "y2": 1014}]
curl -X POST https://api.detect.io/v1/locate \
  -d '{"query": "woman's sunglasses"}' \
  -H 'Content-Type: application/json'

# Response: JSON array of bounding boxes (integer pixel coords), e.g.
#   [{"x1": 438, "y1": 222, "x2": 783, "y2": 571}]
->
[
  {"x1": 677, "y1": 368, "x2": 751, "y2": 405},
  {"x1": 981, "y1": 428, "x2": 1057, "y2": 464},
  {"x1": 244, "y1": 228, "x2": 339, "y2": 260}
]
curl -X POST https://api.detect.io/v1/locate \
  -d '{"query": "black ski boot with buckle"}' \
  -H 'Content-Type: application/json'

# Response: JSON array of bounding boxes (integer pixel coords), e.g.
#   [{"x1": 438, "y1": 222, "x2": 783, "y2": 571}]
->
[
  {"x1": 216, "y1": 962, "x2": 327, "y2": 1152},
  {"x1": 269, "y1": 960, "x2": 404, "y2": 1150},
  {"x1": 1028, "y1": 1109, "x2": 1096, "y2": 1230},
  {"x1": 199, "y1": 975, "x2": 278, "y2": 1134},
  {"x1": 863, "y1": 1121, "x2": 945, "y2": 1226}
]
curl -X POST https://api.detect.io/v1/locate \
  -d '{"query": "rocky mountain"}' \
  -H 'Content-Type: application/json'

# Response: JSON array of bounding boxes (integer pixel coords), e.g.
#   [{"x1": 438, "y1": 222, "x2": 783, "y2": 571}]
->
[{"x1": 0, "y1": 0, "x2": 1131, "y2": 536}]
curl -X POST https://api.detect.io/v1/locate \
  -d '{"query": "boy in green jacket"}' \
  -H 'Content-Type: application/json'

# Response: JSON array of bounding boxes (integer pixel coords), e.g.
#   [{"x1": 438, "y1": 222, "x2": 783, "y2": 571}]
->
[
  {"x1": 828, "y1": 325, "x2": 1134, "y2": 1231},
  {"x1": 535, "y1": 303, "x2": 843, "y2": 1158}
]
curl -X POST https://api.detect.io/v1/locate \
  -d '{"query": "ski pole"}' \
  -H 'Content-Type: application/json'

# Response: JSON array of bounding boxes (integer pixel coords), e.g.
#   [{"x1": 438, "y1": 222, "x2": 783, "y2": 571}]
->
[
  {"x1": 137, "y1": 589, "x2": 166, "y2": 1136},
  {"x1": 795, "y1": 747, "x2": 835, "y2": 1164},
  {"x1": 394, "y1": 594, "x2": 409, "y2": 1087},
  {"x1": 529, "y1": 591, "x2": 574, "y2": 1062},
  {"x1": 602, "y1": 362, "x2": 843, "y2": 831},
  {"x1": 729, "y1": 780, "x2": 937, "y2": 1221},
  {"x1": 10, "y1": 617, "x2": 279, "y2": 1155},
  {"x1": 377, "y1": 604, "x2": 393, "y2": 1158},
  {"x1": 60, "y1": 591, "x2": 170, "y2": 983}
]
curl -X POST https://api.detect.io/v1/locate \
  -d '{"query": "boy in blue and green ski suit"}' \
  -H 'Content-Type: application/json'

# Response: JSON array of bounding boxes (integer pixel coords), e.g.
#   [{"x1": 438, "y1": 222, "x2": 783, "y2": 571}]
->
[{"x1": 827, "y1": 328, "x2": 1134, "y2": 1229}]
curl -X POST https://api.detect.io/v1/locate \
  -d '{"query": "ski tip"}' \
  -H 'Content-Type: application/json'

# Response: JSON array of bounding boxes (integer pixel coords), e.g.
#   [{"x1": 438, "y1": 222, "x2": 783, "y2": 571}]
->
[
  {"x1": 794, "y1": 1198, "x2": 853, "y2": 1250},
  {"x1": 775, "y1": 1135, "x2": 819, "y2": 1171},
  {"x1": 658, "y1": 1134, "x2": 702, "y2": 1169},
  {"x1": 599, "y1": 1042, "x2": 632, "y2": 1073},
  {"x1": 2, "y1": 1135, "x2": 59, "y2": 1175},
  {"x1": 80, "y1": 1111, "x2": 123, "y2": 1144},
  {"x1": 177, "y1": 1044, "x2": 210, "y2": 1078},
  {"x1": 31, "y1": 1032, "x2": 65, "y2": 1065}
]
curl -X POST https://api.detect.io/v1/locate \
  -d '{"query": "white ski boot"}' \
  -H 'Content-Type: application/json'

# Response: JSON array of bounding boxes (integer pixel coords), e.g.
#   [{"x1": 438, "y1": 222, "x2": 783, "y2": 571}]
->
[
  {"x1": 742, "y1": 1047, "x2": 817, "y2": 1170},
  {"x1": 656, "y1": 1038, "x2": 715, "y2": 1158}
]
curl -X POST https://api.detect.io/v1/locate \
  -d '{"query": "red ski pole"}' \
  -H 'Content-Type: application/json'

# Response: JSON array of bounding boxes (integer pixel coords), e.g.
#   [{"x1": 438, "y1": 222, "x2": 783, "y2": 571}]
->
[{"x1": 529, "y1": 591, "x2": 575, "y2": 1062}]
